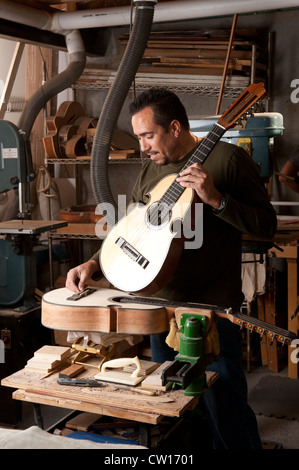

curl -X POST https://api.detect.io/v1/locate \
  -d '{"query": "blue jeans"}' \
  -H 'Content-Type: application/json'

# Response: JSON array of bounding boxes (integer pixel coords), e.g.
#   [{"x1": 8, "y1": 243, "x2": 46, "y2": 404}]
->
[{"x1": 150, "y1": 318, "x2": 262, "y2": 449}]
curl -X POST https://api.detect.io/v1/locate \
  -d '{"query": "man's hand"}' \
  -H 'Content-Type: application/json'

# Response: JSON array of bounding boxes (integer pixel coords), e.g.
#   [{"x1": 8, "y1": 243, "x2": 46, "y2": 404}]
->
[
  {"x1": 176, "y1": 162, "x2": 222, "y2": 209},
  {"x1": 66, "y1": 260, "x2": 100, "y2": 292}
]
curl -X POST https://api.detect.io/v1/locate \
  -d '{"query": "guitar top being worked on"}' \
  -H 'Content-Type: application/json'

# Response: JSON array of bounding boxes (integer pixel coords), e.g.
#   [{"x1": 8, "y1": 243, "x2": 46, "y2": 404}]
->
[
  {"x1": 99, "y1": 83, "x2": 266, "y2": 295},
  {"x1": 41, "y1": 287, "x2": 296, "y2": 346}
]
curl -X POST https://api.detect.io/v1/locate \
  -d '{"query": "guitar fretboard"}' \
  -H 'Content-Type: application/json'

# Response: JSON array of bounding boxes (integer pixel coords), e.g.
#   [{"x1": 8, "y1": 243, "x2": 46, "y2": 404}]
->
[
  {"x1": 115, "y1": 294, "x2": 296, "y2": 345},
  {"x1": 160, "y1": 123, "x2": 226, "y2": 209}
]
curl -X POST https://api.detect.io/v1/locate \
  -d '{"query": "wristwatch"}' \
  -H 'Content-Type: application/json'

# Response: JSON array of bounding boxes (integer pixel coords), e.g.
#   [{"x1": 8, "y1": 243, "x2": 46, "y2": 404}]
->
[{"x1": 212, "y1": 194, "x2": 227, "y2": 214}]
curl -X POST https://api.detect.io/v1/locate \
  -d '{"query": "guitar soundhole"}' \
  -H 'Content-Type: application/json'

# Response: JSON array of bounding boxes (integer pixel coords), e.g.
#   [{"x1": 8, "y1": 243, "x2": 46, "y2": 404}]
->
[{"x1": 146, "y1": 201, "x2": 171, "y2": 229}]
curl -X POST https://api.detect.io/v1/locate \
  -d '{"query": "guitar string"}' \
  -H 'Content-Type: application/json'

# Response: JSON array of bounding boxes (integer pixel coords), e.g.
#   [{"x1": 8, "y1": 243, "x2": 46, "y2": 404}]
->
[
  {"x1": 125, "y1": 124, "x2": 224, "y2": 250},
  {"x1": 149, "y1": 124, "x2": 226, "y2": 227},
  {"x1": 117, "y1": 295, "x2": 295, "y2": 342},
  {"x1": 119, "y1": 93, "x2": 259, "y2": 257}
]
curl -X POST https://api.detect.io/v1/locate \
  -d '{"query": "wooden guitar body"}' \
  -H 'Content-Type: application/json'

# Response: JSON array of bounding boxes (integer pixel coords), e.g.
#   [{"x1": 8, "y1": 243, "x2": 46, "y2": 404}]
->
[
  {"x1": 43, "y1": 101, "x2": 84, "y2": 158},
  {"x1": 65, "y1": 117, "x2": 98, "y2": 158},
  {"x1": 41, "y1": 287, "x2": 296, "y2": 346},
  {"x1": 99, "y1": 173, "x2": 194, "y2": 294},
  {"x1": 42, "y1": 287, "x2": 172, "y2": 335}
]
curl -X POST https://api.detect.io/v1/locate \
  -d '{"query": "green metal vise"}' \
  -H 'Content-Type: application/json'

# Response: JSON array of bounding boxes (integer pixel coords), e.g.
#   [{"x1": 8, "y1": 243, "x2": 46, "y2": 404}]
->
[{"x1": 161, "y1": 313, "x2": 208, "y2": 397}]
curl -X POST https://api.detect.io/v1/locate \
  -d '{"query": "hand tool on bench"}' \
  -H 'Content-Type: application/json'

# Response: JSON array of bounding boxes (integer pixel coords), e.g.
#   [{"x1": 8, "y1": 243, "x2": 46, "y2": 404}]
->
[{"x1": 57, "y1": 374, "x2": 104, "y2": 387}]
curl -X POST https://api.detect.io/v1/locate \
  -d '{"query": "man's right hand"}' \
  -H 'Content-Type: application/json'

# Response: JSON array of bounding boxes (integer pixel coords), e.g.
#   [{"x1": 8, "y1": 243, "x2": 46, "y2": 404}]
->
[{"x1": 65, "y1": 260, "x2": 100, "y2": 292}]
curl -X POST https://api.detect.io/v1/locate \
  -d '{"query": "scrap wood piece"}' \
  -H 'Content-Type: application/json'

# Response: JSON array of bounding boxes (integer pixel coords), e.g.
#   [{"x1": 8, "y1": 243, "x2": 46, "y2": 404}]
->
[
  {"x1": 140, "y1": 361, "x2": 172, "y2": 391},
  {"x1": 24, "y1": 345, "x2": 72, "y2": 374},
  {"x1": 216, "y1": 13, "x2": 238, "y2": 115},
  {"x1": 66, "y1": 412, "x2": 102, "y2": 431},
  {"x1": 60, "y1": 363, "x2": 85, "y2": 378},
  {"x1": 33, "y1": 345, "x2": 71, "y2": 362}
]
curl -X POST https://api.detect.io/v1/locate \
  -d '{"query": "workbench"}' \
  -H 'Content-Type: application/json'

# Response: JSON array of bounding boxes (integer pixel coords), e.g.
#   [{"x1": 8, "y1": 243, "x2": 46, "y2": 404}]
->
[
  {"x1": 243, "y1": 216, "x2": 299, "y2": 378},
  {"x1": 1, "y1": 367, "x2": 217, "y2": 448},
  {"x1": 269, "y1": 217, "x2": 299, "y2": 379}
]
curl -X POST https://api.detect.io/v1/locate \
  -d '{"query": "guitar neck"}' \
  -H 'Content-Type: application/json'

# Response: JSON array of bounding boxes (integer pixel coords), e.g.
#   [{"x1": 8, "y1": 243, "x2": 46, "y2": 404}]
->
[
  {"x1": 160, "y1": 123, "x2": 226, "y2": 208},
  {"x1": 115, "y1": 294, "x2": 296, "y2": 345},
  {"x1": 216, "y1": 310, "x2": 295, "y2": 345},
  {"x1": 185, "y1": 123, "x2": 226, "y2": 167}
]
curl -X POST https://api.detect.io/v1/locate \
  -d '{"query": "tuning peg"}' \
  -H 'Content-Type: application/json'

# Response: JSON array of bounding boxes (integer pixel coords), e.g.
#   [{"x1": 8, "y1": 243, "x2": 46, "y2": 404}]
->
[{"x1": 258, "y1": 328, "x2": 265, "y2": 339}]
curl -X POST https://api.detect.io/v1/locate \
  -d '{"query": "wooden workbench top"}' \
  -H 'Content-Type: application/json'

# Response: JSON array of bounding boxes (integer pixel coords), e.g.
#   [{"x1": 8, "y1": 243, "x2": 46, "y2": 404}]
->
[{"x1": 1, "y1": 367, "x2": 203, "y2": 425}]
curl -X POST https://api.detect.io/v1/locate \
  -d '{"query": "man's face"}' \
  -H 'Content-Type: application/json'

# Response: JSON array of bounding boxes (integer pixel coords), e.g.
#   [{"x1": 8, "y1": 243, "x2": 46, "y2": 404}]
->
[{"x1": 131, "y1": 107, "x2": 179, "y2": 166}]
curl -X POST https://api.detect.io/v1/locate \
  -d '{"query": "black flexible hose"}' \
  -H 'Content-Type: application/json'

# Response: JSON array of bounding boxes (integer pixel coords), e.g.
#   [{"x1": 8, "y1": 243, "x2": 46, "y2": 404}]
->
[
  {"x1": 18, "y1": 50, "x2": 86, "y2": 138},
  {"x1": 16, "y1": 31, "x2": 86, "y2": 217},
  {"x1": 90, "y1": 1, "x2": 156, "y2": 226}
]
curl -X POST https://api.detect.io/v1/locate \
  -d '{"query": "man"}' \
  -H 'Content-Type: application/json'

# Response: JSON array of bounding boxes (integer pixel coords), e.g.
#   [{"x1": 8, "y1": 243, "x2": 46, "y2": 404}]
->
[
  {"x1": 278, "y1": 146, "x2": 299, "y2": 193},
  {"x1": 66, "y1": 88, "x2": 277, "y2": 448}
]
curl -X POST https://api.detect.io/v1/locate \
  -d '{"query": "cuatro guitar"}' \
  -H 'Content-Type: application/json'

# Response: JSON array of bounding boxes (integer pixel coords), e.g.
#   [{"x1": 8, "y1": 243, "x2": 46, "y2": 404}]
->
[
  {"x1": 99, "y1": 82, "x2": 266, "y2": 294},
  {"x1": 41, "y1": 287, "x2": 296, "y2": 345}
]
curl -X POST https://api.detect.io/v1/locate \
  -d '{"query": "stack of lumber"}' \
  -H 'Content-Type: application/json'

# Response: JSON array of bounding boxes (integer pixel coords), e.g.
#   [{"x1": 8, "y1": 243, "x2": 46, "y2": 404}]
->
[
  {"x1": 76, "y1": 68, "x2": 249, "y2": 95},
  {"x1": 75, "y1": 29, "x2": 267, "y2": 94},
  {"x1": 78, "y1": 127, "x2": 141, "y2": 160},
  {"x1": 118, "y1": 29, "x2": 267, "y2": 82},
  {"x1": 25, "y1": 345, "x2": 71, "y2": 374}
]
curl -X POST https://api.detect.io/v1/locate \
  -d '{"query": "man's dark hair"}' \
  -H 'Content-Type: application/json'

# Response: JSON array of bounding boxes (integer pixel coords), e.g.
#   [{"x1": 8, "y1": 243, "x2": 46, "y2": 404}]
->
[{"x1": 129, "y1": 88, "x2": 190, "y2": 132}]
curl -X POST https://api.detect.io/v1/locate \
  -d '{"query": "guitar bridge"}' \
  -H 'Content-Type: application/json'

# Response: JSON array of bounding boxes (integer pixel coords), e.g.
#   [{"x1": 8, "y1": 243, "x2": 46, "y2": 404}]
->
[{"x1": 116, "y1": 237, "x2": 149, "y2": 269}]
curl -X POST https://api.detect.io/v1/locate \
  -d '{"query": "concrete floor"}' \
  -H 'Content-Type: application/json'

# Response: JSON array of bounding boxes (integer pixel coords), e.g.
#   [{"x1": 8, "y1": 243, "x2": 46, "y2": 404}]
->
[{"x1": 246, "y1": 364, "x2": 299, "y2": 450}]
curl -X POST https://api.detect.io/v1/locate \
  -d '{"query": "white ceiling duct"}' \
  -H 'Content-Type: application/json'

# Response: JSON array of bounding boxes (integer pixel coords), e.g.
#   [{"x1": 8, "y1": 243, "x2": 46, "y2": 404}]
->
[
  {"x1": 0, "y1": 0, "x2": 51, "y2": 31},
  {"x1": 0, "y1": 0, "x2": 299, "y2": 34},
  {"x1": 52, "y1": 0, "x2": 299, "y2": 31}
]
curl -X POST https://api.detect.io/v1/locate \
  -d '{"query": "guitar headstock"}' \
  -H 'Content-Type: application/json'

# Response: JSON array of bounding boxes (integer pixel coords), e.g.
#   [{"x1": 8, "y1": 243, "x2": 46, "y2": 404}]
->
[{"x1": 218, "y1": 82, "x2": 266, "y2": 130}]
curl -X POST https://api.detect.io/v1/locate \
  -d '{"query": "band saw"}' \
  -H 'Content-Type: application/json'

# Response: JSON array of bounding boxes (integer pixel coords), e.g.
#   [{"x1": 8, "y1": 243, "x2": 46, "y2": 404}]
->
[
  {"x1": 0, "y1": 120, "x2": 67, "y2": 311},
  {"x1": 0, "y1": 119, "x2": 67, "y2": 424}
]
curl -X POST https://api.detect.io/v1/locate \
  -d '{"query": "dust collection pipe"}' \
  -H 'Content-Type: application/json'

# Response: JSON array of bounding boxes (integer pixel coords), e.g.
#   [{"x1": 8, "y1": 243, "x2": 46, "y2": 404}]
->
[
  {"x1": 0, "y1": 0, "x2": 299, "y2": 33},
  {"x1": 18, "y1": 30, "x2": 86, "y2": 138},
  {"x1": 16, "y1": 29, "x2": 86, "y2": 217},
  {"x1": 50, "y1": 0, "x2": 299, "y2": 30},
  {"x1": 90, "y1": 0, "x2": 157, "y2": 225}
]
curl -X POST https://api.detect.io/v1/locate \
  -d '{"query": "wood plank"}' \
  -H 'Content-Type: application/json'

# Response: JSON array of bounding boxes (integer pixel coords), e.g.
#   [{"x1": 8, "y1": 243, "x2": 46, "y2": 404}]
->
[
  {"x1": 25, "y1": 44, "x2": 57, "y2": 172},
  {"x1": 137, "y1": 66, "x2": 226, "y2": 76},
  {"x1": 141, "y1": 48, "x2": 255, "y2": 60},
  {"x1": 60, "y1": 363, "x2": 85, "y2": 378},
  {"x1": 269, "y1": 245, "x2": 298, "y2": 259},
  {"x1": 156, "y1": 59, "x2": 243, "y2": 71},
  {"x1": 257, "y1": 295, "x2": 269, "y2": 366},
  {"x1": 12, "y1": 389, "x2": 161, "y2": 425},
  {"x1": 141, "y1": 43, "x2": 248, "y2": 50},
  {"x1": 33, "y1": 345, "x2": 71, "y2": 361},
  {"x1": 65, "y1": 412, "x2": 102, "y2": 431},
  {"x1": 0, "y1": 42, "x2": 25, "y2": 120}
]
